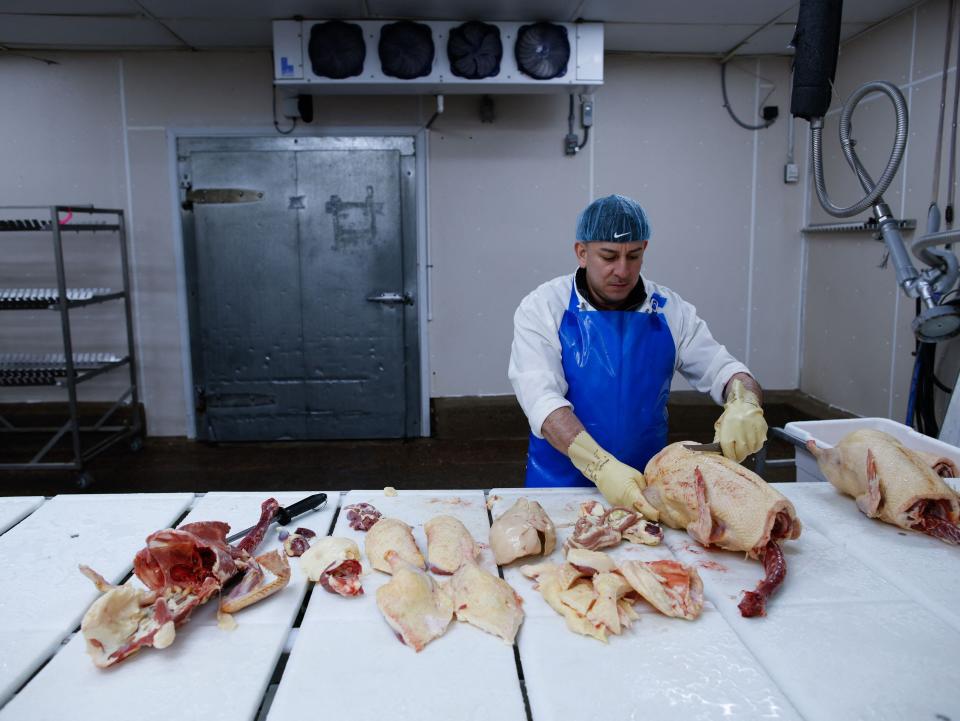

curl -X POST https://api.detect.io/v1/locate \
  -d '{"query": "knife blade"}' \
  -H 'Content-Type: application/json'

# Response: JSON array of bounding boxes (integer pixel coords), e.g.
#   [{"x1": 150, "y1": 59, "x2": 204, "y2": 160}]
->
[
  {"x1": 226, "y1": 492, "x2": 328, "y2": 543},
  {"x1": 682, "y1": 442, "x2": 722, "y2": 453}
]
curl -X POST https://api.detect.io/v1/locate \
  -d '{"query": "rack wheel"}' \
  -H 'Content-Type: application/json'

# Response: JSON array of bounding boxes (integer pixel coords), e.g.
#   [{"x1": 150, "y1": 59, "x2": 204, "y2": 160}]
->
[
  {"x1": 129, "y1": 437, "x2": 144, "y2": 452},
  {"x1": 76, "y1": 471, "x2": 95, "y2": 490}
]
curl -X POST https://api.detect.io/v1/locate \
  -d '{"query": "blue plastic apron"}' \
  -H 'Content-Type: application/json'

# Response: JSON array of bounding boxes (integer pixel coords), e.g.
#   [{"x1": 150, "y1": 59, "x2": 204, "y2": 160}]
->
[{"x1": 525, "y1": 281, "x2": 676, "y2": 487}]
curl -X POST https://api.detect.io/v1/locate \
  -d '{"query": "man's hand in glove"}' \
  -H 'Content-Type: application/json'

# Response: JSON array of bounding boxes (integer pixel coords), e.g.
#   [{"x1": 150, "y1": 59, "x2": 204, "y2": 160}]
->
[
  {"x1": 714, "y1": 375, "x2": 767, "y2": 463},
  {"x1": 567, "y1": 431, "x2": 659, "y2": 521}
]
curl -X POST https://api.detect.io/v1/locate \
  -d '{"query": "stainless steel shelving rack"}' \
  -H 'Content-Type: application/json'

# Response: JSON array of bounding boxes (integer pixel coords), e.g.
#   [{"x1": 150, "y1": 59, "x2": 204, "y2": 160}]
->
[{"x1": 0, "y1": 206, "x2": 142, "y2": 486}]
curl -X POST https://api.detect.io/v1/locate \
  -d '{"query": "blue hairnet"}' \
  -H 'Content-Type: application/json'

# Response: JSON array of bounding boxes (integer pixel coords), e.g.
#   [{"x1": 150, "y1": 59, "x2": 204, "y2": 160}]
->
[{"x1": 575, "y1": 194, "x2": 651, "y2": 242}]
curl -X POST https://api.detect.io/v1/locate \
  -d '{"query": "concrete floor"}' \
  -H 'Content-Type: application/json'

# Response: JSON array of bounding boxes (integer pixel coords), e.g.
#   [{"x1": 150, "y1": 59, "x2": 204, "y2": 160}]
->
[{"x1": 0, "y1": 391, "x2": 851, "y2": 495}]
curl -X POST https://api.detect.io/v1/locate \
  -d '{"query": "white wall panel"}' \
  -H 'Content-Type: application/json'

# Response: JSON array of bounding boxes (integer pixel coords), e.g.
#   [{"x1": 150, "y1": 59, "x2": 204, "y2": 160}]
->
[
  {"x1": 3, "y1": 45, "x2": 810, "y2": 433},
  {"x1": 800, "y1": 0, "x2": 960, "y2": 422}
]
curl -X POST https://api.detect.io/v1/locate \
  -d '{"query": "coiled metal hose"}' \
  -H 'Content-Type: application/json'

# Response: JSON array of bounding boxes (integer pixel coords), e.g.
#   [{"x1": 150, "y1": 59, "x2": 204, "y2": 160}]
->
[{"x1": 811, "y1": 80, "x2": 909, "y2": 218}]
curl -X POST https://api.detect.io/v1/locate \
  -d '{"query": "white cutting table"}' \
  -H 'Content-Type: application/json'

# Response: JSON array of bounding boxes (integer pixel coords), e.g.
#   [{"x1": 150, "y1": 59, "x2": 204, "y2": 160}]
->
[{"x1": 0, "y1": 486, "x2": 958, "y2": 721}]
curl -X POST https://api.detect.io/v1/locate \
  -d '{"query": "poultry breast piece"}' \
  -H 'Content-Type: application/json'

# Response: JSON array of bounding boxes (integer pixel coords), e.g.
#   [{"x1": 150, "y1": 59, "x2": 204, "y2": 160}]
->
[
  {"x1": 425, "y1": 515, "x2": 480, "y2": 574},
  {"x1": 808, "y1": 429, "x2": 960, "y2": 544},
  {"x1": 450, "y1": 562, "x2": 524, "y2": 643},
  {"x1": 489, "y1": 498, "x2": 556, "y2": 565},
  {"x1": 365, "y1": 518, "x2": 425, "y2": 574},
  {"x1": 643, "y1": 442, "x2": 801, "y2": 618},
  {"x1": 375, "y1": 551, "x2": 453, "y2": 652}
]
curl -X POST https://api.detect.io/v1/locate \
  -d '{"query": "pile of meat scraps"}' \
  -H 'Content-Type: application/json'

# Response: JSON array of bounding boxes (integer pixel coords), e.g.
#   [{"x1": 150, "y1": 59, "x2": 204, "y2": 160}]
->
[{"x1": 522, "y1": 548, "x2": 703, "y2": 643}]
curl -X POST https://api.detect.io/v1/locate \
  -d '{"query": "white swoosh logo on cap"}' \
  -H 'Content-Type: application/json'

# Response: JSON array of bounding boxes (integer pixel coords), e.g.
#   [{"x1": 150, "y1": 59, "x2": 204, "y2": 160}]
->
[{"x1": 613, "y1": 231, "x2": 631, "y2": 238}]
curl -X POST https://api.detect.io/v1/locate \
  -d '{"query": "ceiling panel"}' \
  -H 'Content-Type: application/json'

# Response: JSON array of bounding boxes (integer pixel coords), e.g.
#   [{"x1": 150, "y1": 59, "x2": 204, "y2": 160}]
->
[
  {"x1": 735, "y1": 23, "x2": 798, "y2": 56},
  {"x1": 729, "y1": 21, "x2": 873, "y2": 56},
  {"x1": 166, "y1": 18, "x2": 272, "y2": 47},
  {"x1": 0, "y1": 1, "x2": 138, "y2": 14},
  {"x1": 0, "y1": 0, "x2": 925, "y2": 52},
  {"x1": 605, "y1": 23, "x2": 758, "y2": 55},
  {"x1": 0, "y1": 14, "x2": 177, "y2": 47},
  {"x1": 365, "y1": 0, "x2": 582, "y2": 21},
  {"x1": 136, "y1": 0, "x2": 364, "y2": 20},
  {"x1": 842, "y1": 0, "x2": 918, "y2": 23},
  {"x1": 580, "y1": 0, "x2": 798, "y2": 26}
]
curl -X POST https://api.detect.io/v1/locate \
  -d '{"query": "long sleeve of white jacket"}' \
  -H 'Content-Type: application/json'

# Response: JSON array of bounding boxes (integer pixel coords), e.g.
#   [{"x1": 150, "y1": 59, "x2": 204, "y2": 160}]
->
[{"x1": 508, "y1": 272, "x2": 751, "y2": 439}]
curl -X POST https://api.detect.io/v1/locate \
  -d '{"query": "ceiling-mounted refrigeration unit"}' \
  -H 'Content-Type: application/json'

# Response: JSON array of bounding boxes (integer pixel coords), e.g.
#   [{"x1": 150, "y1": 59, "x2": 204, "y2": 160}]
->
[{"x1": 273, "y1": 19, "x2": 603, "y2": 94}]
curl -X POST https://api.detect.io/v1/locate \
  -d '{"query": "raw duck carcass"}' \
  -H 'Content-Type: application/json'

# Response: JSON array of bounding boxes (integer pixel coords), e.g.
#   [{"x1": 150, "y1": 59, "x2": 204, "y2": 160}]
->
[
  {"x1": 424, "y1": 515, "x2": 480, "y2": 574},
  {"x1": 300, "y1": 537, "x2": 364, "y2": 597},
  {"x1": 375, "y1": 550, "x2": 453, "y2": 652},
  {"x1": 450, "y1": 562, "x2": 524, "y2": 643},
  {"x1": 643, "y1": 443, "x2": 802, "y2": 618},
  {"x1": 489, "y1": 498, "x2": 556, "y2": 565},
  {"x1": 913, "y1": 449, "x2": 960, "y2": 479},
  {"x1": 79, "y1": 498, "x2": 291, "y2": 668},
  {"x1": 365, "y1": 517, "x2": 425, "y2": 573},
  {"x1": 807, "y1": 429, "x2": 960, "y2": 544}
]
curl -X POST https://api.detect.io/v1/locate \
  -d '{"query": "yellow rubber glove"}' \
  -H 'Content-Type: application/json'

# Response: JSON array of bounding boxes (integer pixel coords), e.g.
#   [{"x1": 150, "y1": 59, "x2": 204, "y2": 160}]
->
[
  {"x1": 713, "y1": 378, "x2": 768, "y2": 463},
  {"x1": 567, "y1": 431, "x2": 660, "y2": 521}
]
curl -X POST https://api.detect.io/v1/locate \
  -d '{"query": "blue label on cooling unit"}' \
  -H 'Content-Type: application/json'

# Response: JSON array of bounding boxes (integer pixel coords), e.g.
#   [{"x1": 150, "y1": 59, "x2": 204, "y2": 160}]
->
[{"x1": 281, "y1": 57, "x2": 295, "y2": 76}]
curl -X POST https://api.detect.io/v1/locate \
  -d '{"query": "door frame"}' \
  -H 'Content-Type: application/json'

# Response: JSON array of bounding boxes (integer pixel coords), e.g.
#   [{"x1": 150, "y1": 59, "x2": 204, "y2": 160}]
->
[{"x1": 167, "y1": 127, "x2": 430, "y2": 439}]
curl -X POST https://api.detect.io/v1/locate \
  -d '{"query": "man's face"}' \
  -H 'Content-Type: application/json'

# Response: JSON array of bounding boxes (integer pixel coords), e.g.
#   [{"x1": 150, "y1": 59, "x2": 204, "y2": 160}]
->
[{"x1": 575, "y1": 240, "x2": 648, "y2": 309}]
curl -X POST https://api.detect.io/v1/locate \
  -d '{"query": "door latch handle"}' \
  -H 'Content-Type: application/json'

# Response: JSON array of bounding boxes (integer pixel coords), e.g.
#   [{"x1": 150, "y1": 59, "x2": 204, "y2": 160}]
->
[{"x1": 366, "y1": 292, "x2": 414, "y2": 305}]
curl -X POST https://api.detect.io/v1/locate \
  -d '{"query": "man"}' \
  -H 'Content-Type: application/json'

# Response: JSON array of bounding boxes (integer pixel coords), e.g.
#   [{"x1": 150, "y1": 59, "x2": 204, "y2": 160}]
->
[{"x1": 508, "y1": 194, "x2": 767, "y2": 515}]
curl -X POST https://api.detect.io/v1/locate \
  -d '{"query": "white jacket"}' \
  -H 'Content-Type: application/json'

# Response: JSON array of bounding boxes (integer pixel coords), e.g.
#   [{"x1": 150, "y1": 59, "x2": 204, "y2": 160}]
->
[{"x1": 508, "y1": 272, "x2": 751, "y2": 438}]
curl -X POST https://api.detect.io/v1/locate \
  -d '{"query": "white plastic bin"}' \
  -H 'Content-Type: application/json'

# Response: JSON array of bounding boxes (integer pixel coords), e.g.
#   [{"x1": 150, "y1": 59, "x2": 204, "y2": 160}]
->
[{"x1": 783, "y1": 417, "x2": 960, "y2": 482}]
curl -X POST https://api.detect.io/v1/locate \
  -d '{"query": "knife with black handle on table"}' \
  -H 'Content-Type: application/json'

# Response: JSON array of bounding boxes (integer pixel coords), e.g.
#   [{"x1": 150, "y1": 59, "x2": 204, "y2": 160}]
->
[{"x1": 227, "y1": 492, "x2": 328, "y2": 543}]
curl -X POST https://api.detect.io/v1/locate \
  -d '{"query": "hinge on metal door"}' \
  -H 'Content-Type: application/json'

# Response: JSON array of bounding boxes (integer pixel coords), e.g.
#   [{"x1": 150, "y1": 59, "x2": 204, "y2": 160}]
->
[{"x1": 182, "y1": 187, "x2": 265, "y2": 211}]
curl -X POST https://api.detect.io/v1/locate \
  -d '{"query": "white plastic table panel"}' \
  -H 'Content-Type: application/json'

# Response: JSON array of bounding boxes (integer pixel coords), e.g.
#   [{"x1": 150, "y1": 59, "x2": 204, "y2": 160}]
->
[
  {"x1": 518, "y1": 610, "x2": 802, "y2": 721},
  {"x1": 725, "y1": 600, "x2": 960, "y2": 721},
  {"x1": 0, "y1": 493, "x2": 193, "y2": 707},
  {"x1": 488, "y1": 489, "x2": 686, "y2": 619},
  {"x1": 163, "y1": 491, "x2": 338, "y2": 628},
  {"x1": 779, "y1": 483, "x2": 960, "y2": 629},
  {"x1": 267, "y1": 615, "x2": 527, "y2": 721},
  {"x1": 0, "y1": 630, "x2": 63, "y2": 710},
  {"x1": 664, "y1": 521, "x2": 909, "y2": 611},
  {"x1": 301, "y1": 489, "x2": 493, "y2": 624},
  {"x1": 0, "y1": 620, "x2": 289, "y2": 721},
  {"x1": 0, "y1": 496, "x2": 44, "y2": 535},
  {"x1": 0, "y1": 493, "x2": 194, "y2": 629}
]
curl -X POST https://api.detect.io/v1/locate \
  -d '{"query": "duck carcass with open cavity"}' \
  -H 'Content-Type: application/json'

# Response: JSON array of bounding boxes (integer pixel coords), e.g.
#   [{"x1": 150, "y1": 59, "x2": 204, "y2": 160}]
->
[
  {"x1": 643, "y1": 442, "x2": 801, "y2": 618},
  {"x1": 489, "y1": 497, "x2": 556, "y2": 565},
  {"x1": 807, "y1": 429, "x2": 960, "y2": 544}
]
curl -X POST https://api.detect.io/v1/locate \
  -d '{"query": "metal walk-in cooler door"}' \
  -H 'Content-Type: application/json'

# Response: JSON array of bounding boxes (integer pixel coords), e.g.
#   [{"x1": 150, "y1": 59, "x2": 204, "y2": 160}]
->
[{"x1": 180, "y1": 137, "x2": 418, "y2": 441}]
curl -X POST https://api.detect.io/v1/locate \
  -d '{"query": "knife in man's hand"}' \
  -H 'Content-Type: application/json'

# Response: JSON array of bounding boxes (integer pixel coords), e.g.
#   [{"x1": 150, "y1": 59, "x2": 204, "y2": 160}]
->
[
  {"x1": 682, "y1": 442, "x2": 722, "y2": 453},
  {"x1": 227, "y1": 493, "x2": 328, "y2": 543}
]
